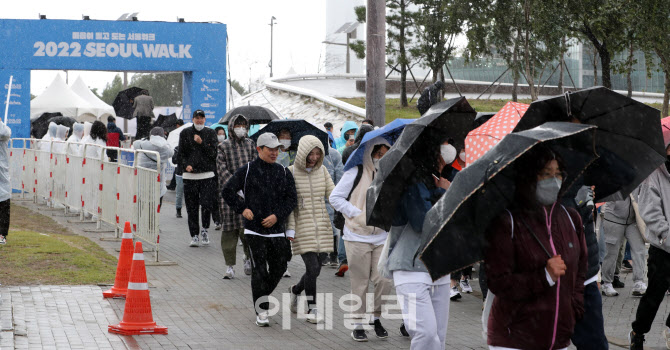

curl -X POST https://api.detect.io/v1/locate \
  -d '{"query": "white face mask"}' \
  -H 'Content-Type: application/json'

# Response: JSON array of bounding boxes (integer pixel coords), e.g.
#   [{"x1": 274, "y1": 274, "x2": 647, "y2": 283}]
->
[
  {"x1": 234, "y1": 127, "x2": 246, "y2": 138},
  {"x1": 194, "y1": 124, "x2": 205, "y2": 131},
  {"x1": 536, "y1": 177, "x2": 562, "y2": 206},
  {"x1": 217, "y1": 135, "x2": 226, "y2": 143},
  {"x1": 459, "y1": 151, "x2": 466, "y2": 162},
  {"x1": 280, "y1": 140, "x2": 291, "y2": 149},
  {"x1": 440, "y1": 144, "x2": 457, "y2": 164}
]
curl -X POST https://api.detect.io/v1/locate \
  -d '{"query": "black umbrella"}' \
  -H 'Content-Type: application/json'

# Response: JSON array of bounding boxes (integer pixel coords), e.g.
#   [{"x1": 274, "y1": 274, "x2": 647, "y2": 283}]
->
[
  {"x1": 112, "y1": 87, "x2": 145, "y2": 119},
  {"x1": 153, "y1": 113, "x2": 179, "y2": 134},
  {"x1": 31, "y1": 114, "x2": 77, "y2": 139},
  {"x1": 513, "y1": 86, "x2": 665, "y2": 202},
  {"x1": 218, "y1": 106, "x2": 280, "y2": 125},
  {"x1": 419, "y1": 122, "x2": 599, "y2": 280},
  {"x1": 250, "y1": 119, "x2": 329, "y2": 155},
  {"x1": 366, "y1": 96, "x2": 477, "y2": 231},
  {"x1": 474, "y1": 112, "x2": 496, "y2": 128}
]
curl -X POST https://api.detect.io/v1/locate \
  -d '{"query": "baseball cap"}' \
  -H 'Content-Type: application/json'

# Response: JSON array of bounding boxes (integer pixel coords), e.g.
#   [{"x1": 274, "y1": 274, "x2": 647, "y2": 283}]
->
[
  {"x1": 256, "y1": 132, "x2": 282, "y2": 148},
  {"x1": 193, "y1": 109, "x2": 206, "y2": 118}
]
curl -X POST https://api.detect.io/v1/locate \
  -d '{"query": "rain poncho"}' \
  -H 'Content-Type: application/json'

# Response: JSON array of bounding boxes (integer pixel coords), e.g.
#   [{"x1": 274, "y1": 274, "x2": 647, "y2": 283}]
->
[
  {"x1": 0, "y1": 120, "x2": 12, "y2": 202},
  {"x1": 277, "y1": 149, "x2": 296, "y2": 168},
  {"x1": 67, "y1": 123, "x2": 85, "y2": 156},
  {"x1": 133, "y1": 135, "x2": 174, "y2": 197},
  {"x1": 83, "y1": 122, "x2": 92, "y2": 138},
  {"x1": 334, "y1": 121, "x2": 358, "y2": 153},
  {"x1": 82, "y1": 135, "x2": 106, "y2": 159},
  {"x1": 52, "y1": 125, "x2": 69, "y2": 154},
  {"x1": 39, "y1": 122, "x2": 58, "y2": 152}
]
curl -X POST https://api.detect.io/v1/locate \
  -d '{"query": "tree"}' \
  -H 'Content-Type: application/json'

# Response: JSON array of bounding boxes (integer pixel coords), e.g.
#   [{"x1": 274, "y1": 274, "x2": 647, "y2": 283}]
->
[
  {"x1": 636, "y1": 0, "x2": 670, "y2": 116},
  {"x1": 228, "y1": 79, "x2": 247, "y2": 96},
  {"x1": 100, "y1": 74, "x2": 124, "y2": 105},
  {"x1": 91, "y1": 87, "x2": 102, "y2": 100},
  {"x1": 129, "y1": 73, "x2": 182, "y2": 106}
]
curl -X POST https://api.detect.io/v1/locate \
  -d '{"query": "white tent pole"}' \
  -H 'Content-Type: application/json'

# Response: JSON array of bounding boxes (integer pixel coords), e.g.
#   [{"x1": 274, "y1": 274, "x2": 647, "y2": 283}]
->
[{"x1": 4, "y1": 76, "x2": 13, "y2": 125}]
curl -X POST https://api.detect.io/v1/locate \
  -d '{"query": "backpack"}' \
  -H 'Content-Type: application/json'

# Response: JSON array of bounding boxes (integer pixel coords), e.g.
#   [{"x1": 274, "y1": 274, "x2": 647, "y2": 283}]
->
[{"x1": 333, "y1": 164, "x2": 363, "y2": 231}]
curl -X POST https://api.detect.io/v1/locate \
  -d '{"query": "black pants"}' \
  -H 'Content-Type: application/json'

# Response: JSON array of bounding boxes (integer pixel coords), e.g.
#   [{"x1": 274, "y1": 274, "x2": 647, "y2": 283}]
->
[
  {"x1": 633, "y1": 246, "x2": 670, "y2": 335},
  {"x1": 572, "y1": 281, "x2": 608, "y2": 349},
  {"x1": 293, "y1": 252, "x2": 323, "y2": 309},
  {"x1": 183, "y1": 177, "x2": 217, "y2": 237},
  {"x1": 0, "y1": 199, "x2": 9, "y2": 237},
  {"x1": 247, "y1": 234, "x2": 291, "y2": 313},
  {"x1": 318, "y1": 236, "x2": 338, "y2": 262}
]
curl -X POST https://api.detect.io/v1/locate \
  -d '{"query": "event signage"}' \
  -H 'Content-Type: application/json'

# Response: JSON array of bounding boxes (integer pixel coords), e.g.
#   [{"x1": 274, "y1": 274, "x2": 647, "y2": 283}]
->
[{"x1": 0, "y1": 19, "x2": 227, "y2": 137}]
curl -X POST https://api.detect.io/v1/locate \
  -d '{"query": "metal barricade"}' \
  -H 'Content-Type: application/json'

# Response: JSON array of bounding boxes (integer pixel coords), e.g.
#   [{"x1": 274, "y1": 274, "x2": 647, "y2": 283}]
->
[
  {"x1": 9, "y1": 139, "x2": 28, "y2": 195},
  {"x1": 65, "y1": 143, "x2": 84, "y2": 212},
  {"x1": 35, "y1": 141, "x2": 52, "y2": 203},
  {"x1": 135, "y1": 149, "x2": 161, "y2": 257},
  {"x1": 22, "y1": 140, "x2": 37, "y2": 201},
  {"x1": 81, "y1": 143, "x2": 104, "y2": 219},
  {"x1": 51, "y1": 140, "x2": 68, "y2": 207},
  {"x1": 99, "y1": 147, "x2": 120, "y2": 232},
  {"x1": 116, "y1": 148, "x2": 138, "y2": 232}
]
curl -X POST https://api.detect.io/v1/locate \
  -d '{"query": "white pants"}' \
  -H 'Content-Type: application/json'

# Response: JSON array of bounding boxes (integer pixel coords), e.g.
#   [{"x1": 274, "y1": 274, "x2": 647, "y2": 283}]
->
[{"x1": 395, "y1": 282, "x2": 450, "y2": 350}]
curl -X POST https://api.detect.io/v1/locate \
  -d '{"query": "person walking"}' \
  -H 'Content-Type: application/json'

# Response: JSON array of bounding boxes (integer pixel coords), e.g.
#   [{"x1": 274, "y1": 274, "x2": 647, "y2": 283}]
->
[
  {"x1": 172, "y1": 146, "x2": 184, "y2": 218},
  {"x1": 222, "y1": 132, "x2": 297, "y2": 327},
  {"x1": 106, "y1": 116, "x2": 126, "y2": 162},
  {"x1": 334, "y1": 121, "x2": 358, "y2": 154},
  {"x1": 330, "y1": 137, "x2": 393, "y2": 342},
  {"x1": 285, "y1": 136, "x2": 335, "y2": 323},
  {"x1": 629, "y1": 139, "x2": 670, "y2": 349},
  {"x1": 485, "y1": 145, "x2": 587, "y2": 350},
  {"x1": 0, "y1": 117, "x2": 11, "y2": 244},
  {"x1": 133, "y1": 127, "x2": 174, "y2": 206},
  {"x1": 322, "y1": 143, "x2": 344, "y2": 270},
  {"x1": 384, "y1": 137, "x2": 453, "y2": 349},
  {"x1": 417, "y1": 80, "x2": 445, "y2": 115},
  {"x1": 176, "y1": 110, "x2": 218, "y2": 247},
  {"x1": 217, "y1": 114, "x2": 256, "y2": 279},
  {"x1": 341, "y1": 124, "x2": 374, "y2": 166},
  {"x1": 276, "y1": 128, "x2": 297, "y2": 168},
  {"x1": 133, "y1": 90, "x2": 154, "y2": 140}
]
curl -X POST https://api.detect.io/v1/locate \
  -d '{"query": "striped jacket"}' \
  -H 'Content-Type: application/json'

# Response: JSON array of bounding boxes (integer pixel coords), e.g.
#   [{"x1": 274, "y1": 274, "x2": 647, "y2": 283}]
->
[{"x1": 217, "y1": 135, "x2": 257, "y2": 232}]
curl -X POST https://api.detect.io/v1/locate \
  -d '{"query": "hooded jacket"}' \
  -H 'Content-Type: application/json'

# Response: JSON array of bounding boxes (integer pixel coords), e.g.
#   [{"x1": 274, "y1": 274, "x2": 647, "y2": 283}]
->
[
  {"x1": 217, "y1": 114, "x2": 258, "y2": 231},
  {"x1": 334, "y1": 121, "x2": 358, "y2": 153},
  {"x1": 134, "y1": 136, "x2": 175, "y2": 197},
  {"x1": 485, "y1": 206, "x2": 587, "y2": 350},
  {"x1": 639, "y1": 165, "x2": 670, "y2": 254},
  {"x1": 176, "y1": 124, "x2": 218, "y2": 176},
  {"x1": 67, "y1": 123, "x2": 85, "y2": 156},
  {"x1": 39, "y1": 122, "x2": 58, "y2": 152},
  {"x1": 222, "y1": 156, "x2": 297, "y2": 236},
  {"x1": 341, "y1": 124, "x2": 374, "y2": 166},
  {"x1": 603, "y1": 186, "x2": 641, "y2": 225},
  {"x1": 107, "y1": 121, "x2": 126, "y2": 141},
  {"x1": 286, "y1": 136, "x2": 336, "y2": 255},
  {"x1": 330, "y1": 136, "x2": 390, "y2": 238},
  {"x1": 52, "y1": 125, "x2": 69, "y2": 154}
]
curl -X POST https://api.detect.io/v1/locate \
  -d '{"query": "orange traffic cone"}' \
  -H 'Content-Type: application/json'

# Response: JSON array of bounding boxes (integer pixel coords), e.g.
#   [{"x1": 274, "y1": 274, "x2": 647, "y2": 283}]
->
[
  {"x1": 108, "y1": 241, "x2": 167, "y2": 335},
  {"x1": 103, "y1": 222, "x2": 134, "y2": 298}
]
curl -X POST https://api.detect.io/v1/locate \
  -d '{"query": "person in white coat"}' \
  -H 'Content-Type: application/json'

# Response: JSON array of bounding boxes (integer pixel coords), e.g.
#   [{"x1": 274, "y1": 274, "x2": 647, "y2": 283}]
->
[
  {"x1": 39, "y1": 122, "x2": 58, "y2": 152},
  {"x1": 0, "y1": 118, "x2": 11, "y2": 244},
  {"x1": 51, "y1": 125, "x2": 69, "y2": 154},
  {"x1": 329, "y1": 136, "x2": 393, "y2": 342},
  {"x1": 67, "y1": 123, "x2": 85, "y2": 156},
  {"x1": 133, "y1": 127, "x2": 174, "y2": 204},
  {"x1": 84, "y1": 121, "x2": 107, "y2": 160}
]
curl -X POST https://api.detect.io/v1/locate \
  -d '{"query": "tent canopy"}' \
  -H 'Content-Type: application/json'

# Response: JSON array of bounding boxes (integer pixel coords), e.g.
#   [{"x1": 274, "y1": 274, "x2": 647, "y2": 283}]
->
[
  {"x1": 30, "y1": 74, "x2": 98, "y2": 121},
  {"x1": 70, "y1": 76, "x2": 116, "y2": 119}
]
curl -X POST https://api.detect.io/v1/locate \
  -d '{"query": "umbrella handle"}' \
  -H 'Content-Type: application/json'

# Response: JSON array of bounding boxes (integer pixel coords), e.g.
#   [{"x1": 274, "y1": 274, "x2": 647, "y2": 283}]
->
[
  {"x1": 564, "y1": 91, "x2": 573, "y2": 118},
  {"x1": 519, "y1": 215, "x2": 553, "y2": 259}
]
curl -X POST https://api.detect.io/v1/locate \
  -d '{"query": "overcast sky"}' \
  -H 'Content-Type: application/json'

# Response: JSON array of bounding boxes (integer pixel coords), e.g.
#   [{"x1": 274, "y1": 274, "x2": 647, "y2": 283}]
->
[{"x1": 4, "y1": 0, "x2": 326, "y2": 96}]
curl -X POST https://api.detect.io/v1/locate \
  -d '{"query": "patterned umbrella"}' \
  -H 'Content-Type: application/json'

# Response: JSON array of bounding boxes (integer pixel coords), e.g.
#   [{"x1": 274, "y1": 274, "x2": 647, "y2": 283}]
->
[
  {"x1": 465, "y1": 101, "x2": 529, "y2": 165},
  {"x1": 662, "y1": 116, "x2": 670, "y2": 142}
]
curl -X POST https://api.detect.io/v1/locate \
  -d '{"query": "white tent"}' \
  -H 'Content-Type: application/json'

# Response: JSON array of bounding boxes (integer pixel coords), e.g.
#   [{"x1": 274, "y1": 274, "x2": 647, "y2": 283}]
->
[
  {"x1": 70, "y1": 76, "x2": 116, "y2": 121},
  {"x1": 30, "y1": 75, "x2": 98, "y2": 121}
]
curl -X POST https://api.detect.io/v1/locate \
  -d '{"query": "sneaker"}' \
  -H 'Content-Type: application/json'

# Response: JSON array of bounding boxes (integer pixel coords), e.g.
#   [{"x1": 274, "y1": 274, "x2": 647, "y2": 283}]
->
[
  {"x1": 663, "y1": 327, "x2": 670, "y2": 349},
  {"x1": 321, "y1": 256, "x2": 330, "y2": 266},
  {"x1": 306, "y1": 308, "x2": 322, "y2": 324},
  {"x1": 189, "y1": 235, "x2": 199, "y2": 247},
  {"x1": 223, "y1": 266, "x2": 235, "y2": 280},
  {"x1": 255, "y1": 311, "x2": 270, "y2": 327},
  {"x1": 450, "y1": 286, "x2": 462, "y2": 300},
  {"x1": 632, "y1": 281, "x2": 647, "y2": 297},
  {"x1": 629, "y1": 330, "x2": 644, "y2": 350},
  {"x1": 399, "y1": 322, "x2": 409, "y2": 337},
  {"x1": 622, "y1": 260, "x2": 633, "y2": 272},
  {"x1": 613, "y1": 275, "x2": 625, "y2": 288},
  {"x1": 215, "y1": 223, "x2": 222, "y2": 231},
  {"x1": 335, "y1": 262, "x2": 348, "y2": 277},
  {"x1": 460, "y1": 278, "x2": 473, "y2": 293},
  {"x1": 283, "y1": 269, "x2": 291, "y2": 278},
  {"x1": 243, "y1": 258, "x2": 252, "y2": 276},
  {"x1": 0, "y1": 235, "x2": 6, "y2": 245},
  {"x1": 176, "y1": 208, "x2": 182, "y2": 218},
  {"x1": 351, "y1": 328, "x2": 368, "y2": 342},
  {"x1": 201, "y1": 229, "x2": 210, "y2": 245},
  {"x1": 371, "y1": 319, "x2": 388, "y2": 339},
  {"x1": 601, "y1": 283, "x2": 619, "y2": 297},
  {"x1": 288, "y1": 285, "x2": 299, "y2": 313}
]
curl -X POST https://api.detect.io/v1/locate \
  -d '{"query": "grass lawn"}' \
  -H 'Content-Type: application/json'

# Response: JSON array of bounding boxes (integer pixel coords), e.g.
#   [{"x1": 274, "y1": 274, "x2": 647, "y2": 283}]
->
[
  {"x1": 339, "y1": 98, "x2": 667, "y2": 124},
  {"x1": 0, "y1": 205, "x2": 117, "y2": 285}
]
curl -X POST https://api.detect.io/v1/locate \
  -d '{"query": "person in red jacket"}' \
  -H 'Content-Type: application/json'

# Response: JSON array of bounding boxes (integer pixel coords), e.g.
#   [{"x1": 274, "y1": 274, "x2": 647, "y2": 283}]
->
[{"x1": 485, "y1": 145, "x2": 588, "y2": 350}]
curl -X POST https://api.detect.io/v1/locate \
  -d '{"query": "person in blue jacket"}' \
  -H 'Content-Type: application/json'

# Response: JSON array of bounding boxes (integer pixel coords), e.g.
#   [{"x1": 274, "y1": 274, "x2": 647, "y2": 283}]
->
[{"x1": 334, "y1": 121, "x2": 358, "y2": 154}]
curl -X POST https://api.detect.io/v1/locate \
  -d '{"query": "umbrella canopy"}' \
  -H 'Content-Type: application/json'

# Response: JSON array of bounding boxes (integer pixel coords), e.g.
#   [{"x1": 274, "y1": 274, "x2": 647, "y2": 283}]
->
[
  {"x1": 31, "y1": 113, "x2": 77, "y2": 139},
  {"x1": 343, "y1": 118, "x2": 415, "y2": 172},
  {"x1": 218, "y1": 106, "x2": 280, "y2": 125},
  {"x1": 112, "y1": 87, "x2": 145, "y2": 119},
  {"x1": 474, "y1": 112, "x2": 497, "y2": 128},
  {"x1": 466, "y1": 101, "x2": 529, "y2": 165},
  {"x1": 250, "y1": 119, "x2": 329, "y2": 154},
  {"x1": 513, "y1": 86, "x2": 665, "y2": 202},
  {"x1": 366, "y1": 97, "x2": 477, "y2": 231},
  {"x1": 153, "y1": 113, "x2": 179, "y2": 134},
  {"x1": 420, "y1": 122, "x2": 599, "y2": 280},
  {"x1": 662, "y1": 116, "x2": 670, "y2": 142}
]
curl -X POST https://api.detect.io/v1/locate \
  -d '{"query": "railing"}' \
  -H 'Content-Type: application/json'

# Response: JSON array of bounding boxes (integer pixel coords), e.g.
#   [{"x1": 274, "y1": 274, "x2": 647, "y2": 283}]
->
[{"x1": 8, "y1": 138, "x2": 164, "y2": 262}]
